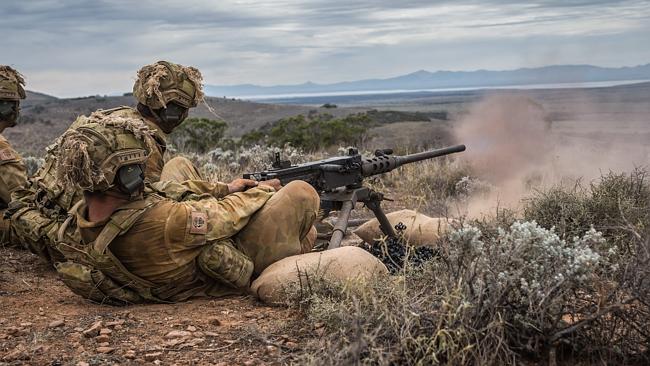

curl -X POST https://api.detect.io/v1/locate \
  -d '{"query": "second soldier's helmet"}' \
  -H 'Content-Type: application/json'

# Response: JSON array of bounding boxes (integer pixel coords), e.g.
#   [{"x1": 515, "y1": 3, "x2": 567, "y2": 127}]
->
[
  {"x1": 56, "y1": 113, "x2": 155, "y2": 196},
  {"x1": 0, "y1": 66, "x2": 26, "y2": 126},
  {"x1": 132, "y1": 60, "x2": 203, "y2": 110},
  {"x1": 0, "y1": 66, "x2": 26, "y2": 101}
]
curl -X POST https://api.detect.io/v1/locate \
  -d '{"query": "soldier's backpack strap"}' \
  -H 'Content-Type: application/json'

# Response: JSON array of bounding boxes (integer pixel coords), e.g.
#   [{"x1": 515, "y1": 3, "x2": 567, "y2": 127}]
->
[
  {"x1": 86, "y1": 196, "x2": 176, "y2": 302},
  {"x1": 56, "y1": 195, "x2": 174, "y2": 304}
]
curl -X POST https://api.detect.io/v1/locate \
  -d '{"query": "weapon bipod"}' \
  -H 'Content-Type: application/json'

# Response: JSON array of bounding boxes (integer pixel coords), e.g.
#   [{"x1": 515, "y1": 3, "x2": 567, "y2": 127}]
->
[{"x1": 320, "y1": 186, "x2": 396, "y2": 249}]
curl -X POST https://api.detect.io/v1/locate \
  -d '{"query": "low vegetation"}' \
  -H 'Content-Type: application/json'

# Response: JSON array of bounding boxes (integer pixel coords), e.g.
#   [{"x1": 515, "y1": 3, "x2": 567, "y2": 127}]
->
[{"x1": 281, "y1": 169, "x2": 649, "y2": 365}]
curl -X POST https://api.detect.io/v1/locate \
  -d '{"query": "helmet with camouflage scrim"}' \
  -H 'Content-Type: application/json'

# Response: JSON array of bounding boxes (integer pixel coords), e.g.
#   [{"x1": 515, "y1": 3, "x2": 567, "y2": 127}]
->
[
  {"x1": 133, "y1": 60, "x2": 203, "y2": 109},
  {"x1": 0, "y1": 66, "x2": 25, "y2": 101},
  {"x1": 0, "y1": 66, "x2": 26, "y2": 127},
  {"x1": 56, "y1": 112, "x2": 156, "y2": 196},
  {"x1": 132, "y1": 61, "x2": 204, "y2": 133}
]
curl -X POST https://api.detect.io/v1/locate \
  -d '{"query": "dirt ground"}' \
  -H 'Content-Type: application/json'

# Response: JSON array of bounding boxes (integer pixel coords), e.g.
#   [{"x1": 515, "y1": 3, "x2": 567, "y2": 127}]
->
[{"x1": 0, "y1": 247, "x2": 311, "y2": 366}]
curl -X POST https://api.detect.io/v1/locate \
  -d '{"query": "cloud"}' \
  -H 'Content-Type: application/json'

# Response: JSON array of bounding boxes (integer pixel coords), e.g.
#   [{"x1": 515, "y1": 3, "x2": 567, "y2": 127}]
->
[{"x1": 1, "y1": 0, "x2": 648, "y2": 96}]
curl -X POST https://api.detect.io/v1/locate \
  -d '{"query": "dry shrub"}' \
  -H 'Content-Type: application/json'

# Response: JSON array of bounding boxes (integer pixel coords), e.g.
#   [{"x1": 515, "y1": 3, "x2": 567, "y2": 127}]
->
[{"x1": 287, "y1": 171, "x2": 650, "y2": 365}]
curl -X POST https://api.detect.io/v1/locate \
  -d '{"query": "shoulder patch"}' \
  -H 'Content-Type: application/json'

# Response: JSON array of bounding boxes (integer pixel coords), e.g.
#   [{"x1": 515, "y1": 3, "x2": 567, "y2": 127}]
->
[
  {"x1": 189, "y1": 211, "x2": 208, "y2": 235},
  {"x1": 0, "y1": 148, "x2": 17, "y2": 161}
]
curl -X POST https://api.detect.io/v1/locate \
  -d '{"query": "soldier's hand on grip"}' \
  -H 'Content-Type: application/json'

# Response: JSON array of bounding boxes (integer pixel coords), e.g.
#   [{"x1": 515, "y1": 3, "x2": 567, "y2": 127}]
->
[
  {"x1": 259, "y1": 179, "x2": 282, "y2": 191},
  {"x1": 227, "y1": 178, "x2": 260, "y2": 193}
]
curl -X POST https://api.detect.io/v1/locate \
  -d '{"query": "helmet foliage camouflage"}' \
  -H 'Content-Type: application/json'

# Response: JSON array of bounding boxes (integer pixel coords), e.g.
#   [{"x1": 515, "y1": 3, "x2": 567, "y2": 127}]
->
[
  {"x1": 56, "y1": 112, "x2": 155, "y2": 192},
  {"x1": 132, "y1": 61, "x2": 204, "y2": 109},
  {"x1": 0, "y1": 66, "x2": 26, "y2": 101}
]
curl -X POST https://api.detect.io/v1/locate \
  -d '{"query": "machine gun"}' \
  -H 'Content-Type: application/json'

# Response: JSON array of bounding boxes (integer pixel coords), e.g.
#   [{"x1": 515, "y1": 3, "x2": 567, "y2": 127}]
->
[{"x1": 244, "y1": 144, "x2": 466, "y2": 249}]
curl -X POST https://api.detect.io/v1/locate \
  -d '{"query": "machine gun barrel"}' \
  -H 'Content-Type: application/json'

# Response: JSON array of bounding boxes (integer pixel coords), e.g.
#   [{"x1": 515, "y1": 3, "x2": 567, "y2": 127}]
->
[
  {"x1": 361, "y1": 144, "x2": 466, "y2": 176},
  {"x1": 396, "y1": 144, "x2": 466, "y2": 165}
]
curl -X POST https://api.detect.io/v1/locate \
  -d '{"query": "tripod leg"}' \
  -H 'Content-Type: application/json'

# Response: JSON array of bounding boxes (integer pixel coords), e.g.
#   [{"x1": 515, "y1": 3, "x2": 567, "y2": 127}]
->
[
  {"x1": 366, "y1": 200, "x2": 396, "y2": 238},
  {"x1": 327, "y1": 200, "x2": 354, "y2": 249}
]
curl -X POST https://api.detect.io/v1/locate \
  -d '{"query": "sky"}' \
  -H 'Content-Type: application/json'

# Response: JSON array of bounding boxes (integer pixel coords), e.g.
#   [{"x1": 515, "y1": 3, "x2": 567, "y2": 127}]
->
[{"x1": 1, "y1": 0, "x2": 649, "y2": 97}]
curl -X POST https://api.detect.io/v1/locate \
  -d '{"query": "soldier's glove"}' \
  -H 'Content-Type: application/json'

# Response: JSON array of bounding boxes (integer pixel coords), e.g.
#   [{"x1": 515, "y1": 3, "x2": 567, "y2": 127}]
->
[{"x1": 198, "y1": 239, "x2": 254, "y2": 289}]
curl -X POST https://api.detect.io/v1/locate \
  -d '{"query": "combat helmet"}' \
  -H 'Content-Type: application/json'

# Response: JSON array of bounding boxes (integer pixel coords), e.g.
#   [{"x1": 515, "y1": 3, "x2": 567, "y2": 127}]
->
[
  {"x1": 133, "y1": 61, "x2": 203, "y2": 109},
  {"x1": 0, "y1": 66, "x2": 26, "y2": 126},
  {"x1": 56, "y1": 112, "x2": 155, "y2": 196},
  {"x1": 0, "y1": 66, "x2": 26, "y2": 101}
]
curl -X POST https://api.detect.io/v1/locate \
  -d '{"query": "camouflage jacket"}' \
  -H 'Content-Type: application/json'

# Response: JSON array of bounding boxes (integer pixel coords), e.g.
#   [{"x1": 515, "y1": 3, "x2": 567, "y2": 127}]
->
[
  {"x1": 0, "y1": 134, "x2": 27, "y2": 207},
  {"x1": 56, "y1": 185, "x2": 275, "y2": 304}
]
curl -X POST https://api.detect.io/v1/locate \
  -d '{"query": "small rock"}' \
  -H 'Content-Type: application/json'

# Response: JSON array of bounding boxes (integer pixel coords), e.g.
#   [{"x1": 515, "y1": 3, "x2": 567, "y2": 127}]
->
[
  {"x1": 285, "y1": 341, "x2": 298, "y2": 349},
  {"x1": 99, "y1": 328, "x2": 112, "y2": 335},
  {"x1": 164, "y1": 338, "x2": 184, "y2": 348},
  {"x1": 165, "y1": 330, "x2": 192, "y2": 339},
  {"x1": 76, "y1": 362, "x2": 90, "y2": 366},
  {"x1": 68, "y1": 332, "x2": 83, "y2": 342},
  {"x1": 185, "y1": 338, "x2": 205, "y2": 347},
  {"x1": 19, "y1": 322, "x2": 33, "y2": 328},
  {"x1": 96, "y1": 346, "x2": 115, "y2": 354},
  {"x1": 2, "y1": 349, "x2": 30, "y2": 362},
  {"x1": 204, "y1": 331, "x2": 219, "y2": 337},
  {"x1": 243, "y1": 360, "x2": 257, "y2": 366},
  {"x1": 186, "y1": 325, "x2": 197, "y2": 332},
  {"x1": 105, "y1": 320, "x2": 125, "y2": 327},
  {"x1": 207, "y1": 317, "x2": 221, "y2": 326},
  {"x1": 265, "y1": 345, "x2": 278, "y2": 356},
  {"x1": 124, "y1": 349, "x2": 136, "y2": 359},
  {"x1": 48, "y1": 319, "x2": 65, "y2": 328},
  {"x1": 73, "y1": 327, "x2": 84, "y2": 332},
  {"x1": 144, "y1": 352, "x2": 163, "y2": 362},
  {"x1": 83, "y1": 321, "x2": 103, "y2": 338},
  {"x1": 96, "y1": 334, "x2": 110, "y2": 343},
  {"x1": 97, "y1": 342, "x2": 110, "y2": 347},
  {"x1": 6, "y1": 326, "x2": 21, "y2": 335}
]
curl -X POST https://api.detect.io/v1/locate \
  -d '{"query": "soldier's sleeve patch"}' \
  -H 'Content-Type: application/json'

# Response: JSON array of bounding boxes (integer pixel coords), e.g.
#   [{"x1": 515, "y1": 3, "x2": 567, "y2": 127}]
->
[
  {"x1": 0, "y1": 148, "x2": 17, "y2": 162},
  {"x1": 189, "y1": 211, "x2": 208, "y2": 235}
]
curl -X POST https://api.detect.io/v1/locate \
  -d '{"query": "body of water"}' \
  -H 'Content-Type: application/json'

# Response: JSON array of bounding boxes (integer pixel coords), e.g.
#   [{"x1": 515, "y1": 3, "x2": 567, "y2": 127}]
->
[{"x1": 240, "y1": 79, "x2": 650, "y2": 102}]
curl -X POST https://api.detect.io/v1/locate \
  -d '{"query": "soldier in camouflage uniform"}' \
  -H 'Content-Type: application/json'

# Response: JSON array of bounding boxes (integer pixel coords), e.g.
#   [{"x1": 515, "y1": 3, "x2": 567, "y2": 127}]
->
[
  {"x1": 54, "y1": 114, "x2": 319, "y2": 304},
  {"x1": 0, "y1": 66, "x2": 28, "y2": 246},
  {"x1": 9, "y1": 61, "x2": 209, "y2": 261}
]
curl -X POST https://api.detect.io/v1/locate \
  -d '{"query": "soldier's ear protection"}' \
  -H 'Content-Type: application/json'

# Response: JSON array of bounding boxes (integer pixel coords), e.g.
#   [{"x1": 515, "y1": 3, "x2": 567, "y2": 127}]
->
[
  {"x1": 0, "y1": 100, "x2": 19, "y2": 126},
  {"x1": 116, "y1": 164, "x2": 145, "y2": 195}
]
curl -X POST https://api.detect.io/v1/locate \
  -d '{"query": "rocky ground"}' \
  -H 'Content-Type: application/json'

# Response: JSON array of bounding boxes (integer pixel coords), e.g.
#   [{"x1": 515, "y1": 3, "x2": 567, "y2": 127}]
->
[{"x1": 0, "y1": 247, "x2": 312, "y2": 365}]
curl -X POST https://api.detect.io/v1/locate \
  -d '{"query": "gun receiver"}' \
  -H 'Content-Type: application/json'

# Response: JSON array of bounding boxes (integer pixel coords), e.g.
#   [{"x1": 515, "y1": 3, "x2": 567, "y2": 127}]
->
[{"x1": 243, "y1": 144, "x2": 466, "y2": 249}]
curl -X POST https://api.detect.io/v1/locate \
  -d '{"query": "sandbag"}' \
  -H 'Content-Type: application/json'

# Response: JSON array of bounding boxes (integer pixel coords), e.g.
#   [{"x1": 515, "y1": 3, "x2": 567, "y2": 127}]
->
[
  {"x1": 250, "y1": 246, "x2": 388, "y2": 305},
  {"x1": 354, "y1": 209, "x2": 452, "y2": 247}
]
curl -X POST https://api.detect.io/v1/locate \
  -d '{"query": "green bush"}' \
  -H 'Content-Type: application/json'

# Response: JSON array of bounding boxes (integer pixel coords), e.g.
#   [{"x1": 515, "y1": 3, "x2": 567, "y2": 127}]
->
[
  {"x1": 170, "y1": 117, "x2": 228, "y2": 153},
  {"x1": 242, "y1": 113, "x2": 374, "y2": 151}
]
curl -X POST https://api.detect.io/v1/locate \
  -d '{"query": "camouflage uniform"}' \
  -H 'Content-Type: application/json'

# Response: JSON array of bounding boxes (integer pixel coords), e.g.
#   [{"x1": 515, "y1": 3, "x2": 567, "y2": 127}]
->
[
  {"x1": 55, "y1": 116, "x2": 319, "y2": 304},
  {"x1": 0, "y1": 66, "x2": 28, "y2": 245},
  {"x1": 9, "y1": 61, "x2": 204, "y2": 261}
]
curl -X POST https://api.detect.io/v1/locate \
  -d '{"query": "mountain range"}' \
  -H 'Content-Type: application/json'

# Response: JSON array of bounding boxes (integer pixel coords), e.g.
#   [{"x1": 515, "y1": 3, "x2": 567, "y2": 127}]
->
[{"x1": 204, "y1": 64, "x2": 650, "y2": 98}]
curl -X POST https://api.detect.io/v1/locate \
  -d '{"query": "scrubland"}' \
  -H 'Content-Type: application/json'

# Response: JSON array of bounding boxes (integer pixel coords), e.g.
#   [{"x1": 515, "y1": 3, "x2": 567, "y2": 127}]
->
[{"x1": 2, "y1": 85, "x2": 649, "y2": 364}]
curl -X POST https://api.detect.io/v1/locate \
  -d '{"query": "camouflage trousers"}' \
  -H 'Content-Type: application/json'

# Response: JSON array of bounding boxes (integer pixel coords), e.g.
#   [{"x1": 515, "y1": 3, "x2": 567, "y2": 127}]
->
[
  {"x1": 160, "y1": 156, "x2": 204, "y2": 182},
  {"x1": 235, "y1": 181, "x2": 319, "y2": 276}
]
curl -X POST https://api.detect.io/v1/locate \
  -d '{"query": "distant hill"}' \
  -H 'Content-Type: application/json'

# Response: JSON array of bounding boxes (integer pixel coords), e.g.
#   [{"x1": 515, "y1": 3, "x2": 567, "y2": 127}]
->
[
  {"x1": 5, "y1": 93, "x2": 365, "y2": 156},
  {"x1": 204, "y1": 64, "x2": 650, "y2": 97}
]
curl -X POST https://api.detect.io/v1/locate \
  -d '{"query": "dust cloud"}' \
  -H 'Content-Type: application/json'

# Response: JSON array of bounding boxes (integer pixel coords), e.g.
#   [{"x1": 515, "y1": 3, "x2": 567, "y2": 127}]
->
[{"x1": 453, "y1": 93, "x2": 650, "y2": 216}]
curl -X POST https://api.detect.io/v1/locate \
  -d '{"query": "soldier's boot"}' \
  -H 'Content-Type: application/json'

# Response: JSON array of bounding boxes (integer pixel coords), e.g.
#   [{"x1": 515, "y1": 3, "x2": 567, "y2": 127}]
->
[
  {"x1": 160, "y1": 156, "x2": 203, "y2": 183},
  {"x1": 235, "y1": 180, "x2": 320, "y2": 276}
]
